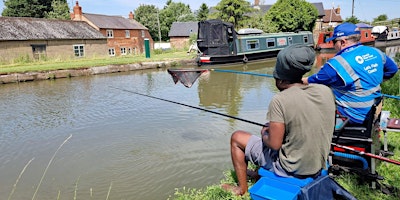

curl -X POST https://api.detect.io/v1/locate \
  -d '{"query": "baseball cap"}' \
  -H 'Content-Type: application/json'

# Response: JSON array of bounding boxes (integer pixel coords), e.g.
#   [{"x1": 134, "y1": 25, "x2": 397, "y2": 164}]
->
[{"x1": 325, "y1": 22, "x2": 360, "y2": 42}]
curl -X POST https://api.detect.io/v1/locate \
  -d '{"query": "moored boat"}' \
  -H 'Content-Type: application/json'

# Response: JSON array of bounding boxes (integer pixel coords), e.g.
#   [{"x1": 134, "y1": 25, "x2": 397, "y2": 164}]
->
[
  {"x1": 315, "y1": 28, "x2": 375, "y2": 52},
  {"x1": 372, "y1": 26, "x2": 400, "y2": 47},
  {"x1": 195, "y1": 19, "x2": 314, "y2": 65}
]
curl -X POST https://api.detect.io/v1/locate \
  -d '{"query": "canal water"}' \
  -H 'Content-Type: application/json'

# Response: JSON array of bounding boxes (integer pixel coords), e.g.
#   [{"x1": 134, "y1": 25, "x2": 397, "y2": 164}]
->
[{"x1": 0, "y1": 46, "x2": 398, "y2": 200}]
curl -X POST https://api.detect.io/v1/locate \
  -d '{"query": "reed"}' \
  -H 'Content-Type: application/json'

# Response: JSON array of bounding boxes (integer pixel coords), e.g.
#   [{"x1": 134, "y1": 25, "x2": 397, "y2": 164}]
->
[
  {"x1": 31, "y1": 134, "x2": 72, "y2": 200},
  {"x1": 7, "y1": 157, "x2": 35, "y2": 200},
  {"x1": 106, "y1": 182, "x2": 113, "y2": 200}
]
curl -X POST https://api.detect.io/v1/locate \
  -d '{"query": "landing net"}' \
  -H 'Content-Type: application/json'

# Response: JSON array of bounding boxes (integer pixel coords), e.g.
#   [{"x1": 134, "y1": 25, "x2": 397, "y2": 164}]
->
[{"x1": 167, "y1": 69, "x2": 209, "y2": 88}]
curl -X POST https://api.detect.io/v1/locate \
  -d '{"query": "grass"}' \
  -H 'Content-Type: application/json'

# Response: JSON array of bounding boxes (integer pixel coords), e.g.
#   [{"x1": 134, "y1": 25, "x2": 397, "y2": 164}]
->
[{"x1": 0, "y1": 49, "x2": 192, "y2": 74}]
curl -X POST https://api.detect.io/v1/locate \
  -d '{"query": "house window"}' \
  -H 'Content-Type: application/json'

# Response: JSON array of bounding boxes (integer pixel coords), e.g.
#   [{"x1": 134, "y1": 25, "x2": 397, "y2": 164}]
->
[
  {"x1": 128, "y1": 47, "x2": 132, "y2": 54},
  {"x1": 31, "y1": 44, "x2": 46, "y2": 60},
  {"x1": 73, "y1": 45, "x2": 84, "y2": 57},
  {"x1": 108, "y1": 48, "x2": 115, "y2": 56},
  {"x1": 266, "y1": 38, "x2": 275, "y2": 48},
  {"x1": 120, "y1": 47, "x2": 127, "y2": 55},
  {"x1": 125, "y1": 30, "x2": 130, "y2": 38},
  {"x1": 246, "y1": 40, "x2": 260, "y2": 50},
  {"x1": 141, "y1": 30, "x2": 145, "y2": 37},
  {"x1": 303, "y1": 36, "x2": 309, "y2": 43},
  {"x1": 106, "y1": 30, "x2": 114, "y2": 38}
]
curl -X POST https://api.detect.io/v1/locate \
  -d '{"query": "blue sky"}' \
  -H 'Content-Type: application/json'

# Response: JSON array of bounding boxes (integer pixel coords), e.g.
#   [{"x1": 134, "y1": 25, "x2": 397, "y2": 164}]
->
[{"x1": 0, "y1": 0, "x2": 398, "y2": 22}]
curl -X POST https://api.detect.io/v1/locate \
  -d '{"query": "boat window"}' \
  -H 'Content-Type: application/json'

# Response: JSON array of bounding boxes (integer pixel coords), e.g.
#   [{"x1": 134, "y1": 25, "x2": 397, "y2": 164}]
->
[
  {"x1": 246, "y1": 40, "x2": 260, "y2": 50},
  {"x1": 266, "y1": 38, "x2": 275, "y2": 48},
  {"x1": 365, "y1": 32, "x2": 369, "y2": 38},
  {"x1": 288, "y1": 37, "x2": 293, "y2": 45},
  {"x1": 303, "y1": 36, "x2": 308, "y2": 43}
]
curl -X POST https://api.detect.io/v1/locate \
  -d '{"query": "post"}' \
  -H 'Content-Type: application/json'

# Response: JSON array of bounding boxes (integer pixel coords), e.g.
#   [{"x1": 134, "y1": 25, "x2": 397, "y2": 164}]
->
[{"x1": 144, "y1": 38, "x2": 150, "y2": 58}]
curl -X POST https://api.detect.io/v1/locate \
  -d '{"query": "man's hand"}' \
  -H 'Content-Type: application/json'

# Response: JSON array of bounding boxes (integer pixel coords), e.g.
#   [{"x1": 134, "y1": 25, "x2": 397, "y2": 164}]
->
[{"x1": 261, "y1": 122, "x2": 269, "y2": 137}]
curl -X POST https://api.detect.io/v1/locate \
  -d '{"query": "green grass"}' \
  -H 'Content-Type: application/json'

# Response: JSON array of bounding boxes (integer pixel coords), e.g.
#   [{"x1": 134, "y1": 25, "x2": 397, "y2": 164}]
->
[{"x1": 0, "y1": 49, "x2": 192, "y2": 74}]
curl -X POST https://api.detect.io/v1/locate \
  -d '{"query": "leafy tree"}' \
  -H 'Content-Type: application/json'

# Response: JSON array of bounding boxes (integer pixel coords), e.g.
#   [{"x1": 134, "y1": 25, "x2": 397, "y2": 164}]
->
[
  {"x1": 213, "y1": 0, "x2": 253, "y2": 29},
  {"x1": 45, "y1": 0, "x2": 70, "y2": 20},
  {"x1": 159, "y1": 0, "x2": 196, "y2": 41},
  {"x1": 2, "y1": 0, "x2": 53, "y2": 18},
  {"x1": 264, "y1": 0, "x2": 318, "y2": 33},
  {"x1": 344, "y1": 16, "x2": 360, "y2": 24},
  {"x1": 134, "y1": 4, "x2": 160, "y2": 42},
  {"x1": 196, "y1": 3, "x2": 209, "y2": 21},
  {"x1": 242, "y1": 9, "x2": 270, "y2": 30},
  {"x1": 373, "y1": 14, "x2": 388, "y2": 23}
]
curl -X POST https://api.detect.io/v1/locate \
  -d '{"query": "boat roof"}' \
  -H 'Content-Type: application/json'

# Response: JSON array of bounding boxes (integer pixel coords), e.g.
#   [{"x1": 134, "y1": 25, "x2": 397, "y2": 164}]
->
[{"x1": 237, "y1": 28, "x2": 264, "y2": 35}]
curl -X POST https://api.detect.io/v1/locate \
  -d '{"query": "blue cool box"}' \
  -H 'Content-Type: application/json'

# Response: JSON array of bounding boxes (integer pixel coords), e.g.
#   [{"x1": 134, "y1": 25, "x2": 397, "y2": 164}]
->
[{"x1": 249, "y1": 177, "x2": 301, "y2": 200}]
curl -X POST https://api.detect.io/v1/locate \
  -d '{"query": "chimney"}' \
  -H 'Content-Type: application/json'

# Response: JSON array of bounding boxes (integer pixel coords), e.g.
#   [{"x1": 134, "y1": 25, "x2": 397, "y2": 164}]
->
[
  {"x1": 254, "y1": 0, "x2": 260, "y2": 6},
  {"x1": 335, "y1": 6, "x2": 340, "y2": 14},
  {"x1": 129, "y1": 11, "x2": 134, "y2": 20},
  {"x1": 71, "y1": 1, "x2": 83, "y2": 20}
]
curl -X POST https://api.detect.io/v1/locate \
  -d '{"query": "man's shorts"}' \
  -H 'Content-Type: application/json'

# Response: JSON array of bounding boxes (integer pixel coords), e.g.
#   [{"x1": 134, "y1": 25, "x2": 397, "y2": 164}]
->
[{"x1": 245, "y1": 135, "x2": 290, "y2": 177}]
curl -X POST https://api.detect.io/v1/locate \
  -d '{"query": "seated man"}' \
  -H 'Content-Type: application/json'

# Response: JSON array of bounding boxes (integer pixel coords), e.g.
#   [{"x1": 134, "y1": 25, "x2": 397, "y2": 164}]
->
[
  {"x1": 222, "y1": 44, "x2": 336, "y2": 195},
  {"x1": 302, "y1": 22, "x2": 398, "y2": 125}
]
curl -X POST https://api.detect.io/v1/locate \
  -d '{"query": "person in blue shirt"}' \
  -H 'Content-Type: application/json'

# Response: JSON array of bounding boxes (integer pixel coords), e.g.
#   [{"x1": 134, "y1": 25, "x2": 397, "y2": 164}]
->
[{"x1": 302, "y1": 22, "x2": 398, "y2": 124}]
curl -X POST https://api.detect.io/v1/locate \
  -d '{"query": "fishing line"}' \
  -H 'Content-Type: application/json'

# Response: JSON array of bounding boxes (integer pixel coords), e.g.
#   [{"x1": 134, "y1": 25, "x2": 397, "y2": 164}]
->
[{"x1": 109, "y1": 86, "x2": 266, "y2": 127}]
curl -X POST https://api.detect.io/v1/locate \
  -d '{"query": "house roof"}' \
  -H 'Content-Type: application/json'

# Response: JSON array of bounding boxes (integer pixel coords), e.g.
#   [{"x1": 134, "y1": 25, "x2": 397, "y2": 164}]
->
[
  {"x1": 168, "y1": 22, "x2": 198, "y2": 37},
  {"x1": 322, "y1": 9, "x2": 343, "y2": 23},
  {"x1": 0, "y1": 17, "x2": 106, "y2": 41},
  {"x1": 83, "y1": 13, "x2": 148, "y2": 30}
]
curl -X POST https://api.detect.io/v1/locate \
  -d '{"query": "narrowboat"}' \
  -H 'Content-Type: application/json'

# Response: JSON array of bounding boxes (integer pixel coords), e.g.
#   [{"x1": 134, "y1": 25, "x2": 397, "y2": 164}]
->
[
  {"x1": 372, "y1": 26, "x2": 400, "y2": 47},
  {"x1": 315, "y1": 29, "x2": 375, "y2": 52},
  {"x1": 195, "y1": 19, "x2": 314, "y2": 65}
]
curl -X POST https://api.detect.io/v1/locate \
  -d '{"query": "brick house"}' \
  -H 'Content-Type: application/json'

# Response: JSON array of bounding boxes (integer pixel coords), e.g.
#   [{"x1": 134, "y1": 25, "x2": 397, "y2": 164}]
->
[
  {"x1": 322, "y1": 7, "x2": 343, "y2": 30},
  {"x1": 0, "y1": 17, "x2": 107, "y2": 64},
  {"x1": 168, "y1": 22, "x2": 198, "y2": 49},
  {"x1": 70, "y1": 1, "x2": 153, "y2": 56}
]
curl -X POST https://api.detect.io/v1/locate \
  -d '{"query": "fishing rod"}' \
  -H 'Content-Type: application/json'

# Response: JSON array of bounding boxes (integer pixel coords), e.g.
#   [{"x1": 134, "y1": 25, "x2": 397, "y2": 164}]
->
[
  {"x1": 211, "y1": 69, "x2": 274, "y2": 78},
  {"x1": 208, "y1": 69, "x2": 400, "y2": 100},
  {"x1": 109, "y1": 86, "x2": 267, "y2": 127},
  {"x1": 332, "y1": 143, "x2": 400, "y2": 166}
]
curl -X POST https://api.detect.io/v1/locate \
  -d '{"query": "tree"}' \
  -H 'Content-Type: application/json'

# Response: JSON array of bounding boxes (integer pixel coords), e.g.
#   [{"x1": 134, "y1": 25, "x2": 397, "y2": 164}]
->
[
  {"x1": 264, "y1": 0, "x2": 318, "y2": 33},
  {"x1": 134, "y1": 4, "x2": 160, "y2": 42},
  {"x1": 213, "y1": 0, "x2": 253, "y2": 29},
  {"x1": 196, "y1": 3, "x2": 209, "y2": 21},
  {"x1": 45, "y1": 0, "x2": 70, "y2": 20},
  {"x1": 373, "y1": 14, "x2": 388, "y2": 23},
  {"x1": 159, "y1": 0, "x2": 195, "y2": 41},
  {"x1": 344, "y1": 16, "x2": 360, "y2": 24},
  {"x1": 2, "y1": 0, "x2": 53, "y2": 18}
]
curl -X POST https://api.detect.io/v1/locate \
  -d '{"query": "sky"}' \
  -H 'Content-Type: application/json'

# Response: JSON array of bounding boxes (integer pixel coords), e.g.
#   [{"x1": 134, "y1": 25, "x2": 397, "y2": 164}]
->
[{"x1": 0, "y1": 0, "x2": 398, "y2": 22}]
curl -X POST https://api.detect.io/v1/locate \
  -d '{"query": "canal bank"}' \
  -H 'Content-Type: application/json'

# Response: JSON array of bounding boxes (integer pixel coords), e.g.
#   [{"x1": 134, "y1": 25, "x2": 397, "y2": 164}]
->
[{"x1": 0, "y1": 59, "x2": 196, "y2": 84}]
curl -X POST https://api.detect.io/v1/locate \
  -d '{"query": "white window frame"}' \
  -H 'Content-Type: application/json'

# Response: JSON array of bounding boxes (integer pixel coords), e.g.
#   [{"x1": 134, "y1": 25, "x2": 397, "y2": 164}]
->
[
  {"x1": 120, "y1": 47, "x2": 127, "y2": 55},
  {"x1": 108, "y1": 48, "x2": 115, "y2": 56},
  {"x1": 125, "y1": 30, "x2": 130, "y2": 38},
  {"x1": 266, "y1": 38, "x2": 276, "y2": 48},
  {"x1": 106, "y1": 30, "x2": 114, "y2": 38},
  {"x1": 73, "y1": 44, "x2": 85, "y2": 57},
  {"x1": 246, "y1": 39, "x2": 260, "y2": 50},
  {"x1": 141, "y1": 30, "x2": 145, "y2": 37}
]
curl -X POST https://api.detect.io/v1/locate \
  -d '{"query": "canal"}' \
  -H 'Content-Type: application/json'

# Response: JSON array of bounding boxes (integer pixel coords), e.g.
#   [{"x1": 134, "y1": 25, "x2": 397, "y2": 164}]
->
[{"x1": 0, "y1": 46, "x2": 398, "y2": 200}]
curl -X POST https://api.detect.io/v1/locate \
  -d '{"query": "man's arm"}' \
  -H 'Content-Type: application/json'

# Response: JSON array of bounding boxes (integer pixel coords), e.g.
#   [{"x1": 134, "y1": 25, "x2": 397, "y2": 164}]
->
[
  {"x1": 262, "y1": 121, "x2": 285, "y2": 150},
  {"x1": 383, "y1": 55, "x2": 399, "y2": 80},
  {"x1": 305, "y1": 64, "x2": 343, "y2": 86}
]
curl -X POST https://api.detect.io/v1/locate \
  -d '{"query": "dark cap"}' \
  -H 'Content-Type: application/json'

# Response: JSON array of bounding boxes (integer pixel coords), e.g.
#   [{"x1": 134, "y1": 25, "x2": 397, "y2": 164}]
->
[{"x1": 273, "y1": 44, "x2": 315, "y2": 81}]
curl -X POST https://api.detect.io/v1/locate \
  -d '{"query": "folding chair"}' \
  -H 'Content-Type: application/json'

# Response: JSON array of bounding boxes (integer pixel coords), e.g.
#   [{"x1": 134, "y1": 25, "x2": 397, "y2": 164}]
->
[{"x1": 330, "y1": 96, "x2": 384, "y2": 189}]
